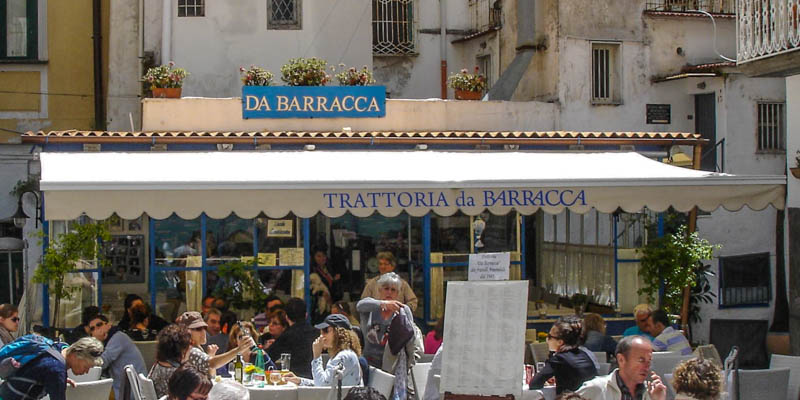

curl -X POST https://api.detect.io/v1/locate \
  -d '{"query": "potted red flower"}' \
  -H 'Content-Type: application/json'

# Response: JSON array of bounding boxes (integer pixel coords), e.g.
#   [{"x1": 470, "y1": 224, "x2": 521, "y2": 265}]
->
[
  {"x1": 143, "y1": 62, "x2": 189, "y2": 98},
  {"x1": 447, "y1": 67, "x2": 487, "y2": 100}
]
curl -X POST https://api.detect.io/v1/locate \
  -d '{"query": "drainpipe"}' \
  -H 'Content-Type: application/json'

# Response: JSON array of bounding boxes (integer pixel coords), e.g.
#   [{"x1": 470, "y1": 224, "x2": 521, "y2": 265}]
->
[
  {"x1": 487, "y1": 0, "x2": 536, "y2": 100},
  {"x1": 92, "y1": 0, "x2": 105, "y2": 130},
  {"x1": 161, "y1": 0, "x2": 172, "y2": 63},
  {"x1": 440, "y1": 0, "x2": 447, "y2": 99},
  {"x1": 138, "y1": 0, "x2": 145, "y2": 130}
]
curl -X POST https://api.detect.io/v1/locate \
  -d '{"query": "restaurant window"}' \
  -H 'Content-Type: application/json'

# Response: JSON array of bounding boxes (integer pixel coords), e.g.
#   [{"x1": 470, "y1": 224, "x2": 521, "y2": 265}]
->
[
  {"x1": 719, "y1": 252, "x2": 771, "y2": 307},
  {"x1": 178, "y1": 0, "x2": 205, "y2": 17},
  {"x1": 372, "y1": 0, "x2": 415, "y2": 55},
  {"x1": 152, "y1": 215, "x2": 203, "y2": 322},
  {"x1": 756, "y1": 102, "x2": 785, "y2": 152},
  {"x1": 591, "y1": 42, "x2": 621, "y2": 105},
  {"x1": 1, "y1": 0, "x2": 38, "y2": 59},
  {"x1": 268, "y1": 0, "x2": 301, "y2": 30}
]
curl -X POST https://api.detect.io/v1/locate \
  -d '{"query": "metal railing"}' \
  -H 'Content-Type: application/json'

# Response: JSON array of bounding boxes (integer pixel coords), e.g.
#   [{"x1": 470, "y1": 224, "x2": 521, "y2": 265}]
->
[
  {"x1": 645, "y1": 0, "x2": 735, "y2": 14},
  {"x1": 737, "y1": 0, "x2": 800, "y2": 63},
  {"x1": 701, "y1": 138, "x2": 726, "y2": 172},
  {"x1": 469, "y1": 0, "x2": 502, "y2": 33}
]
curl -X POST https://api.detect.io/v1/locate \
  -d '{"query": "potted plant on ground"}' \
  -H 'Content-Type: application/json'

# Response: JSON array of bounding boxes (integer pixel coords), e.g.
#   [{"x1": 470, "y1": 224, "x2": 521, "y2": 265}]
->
[
  {"x1": 144, "y1": 61, "x2": 189, "y2": 98},
  {"x1": 211, "y1": 260, "x2": 270, "y2": 320},
  {"x1": 448, "y1": 67, "x2": 487, "y2": 100},
  {"x1": 240, "y1": 65, "x2": 274, "y2": 86},
  {"x1": 333, "y1": 64, "x2": 376, "y2": 86},
  {"x1": 280, "y1": 57, "x2": 330, "y2": 86}
]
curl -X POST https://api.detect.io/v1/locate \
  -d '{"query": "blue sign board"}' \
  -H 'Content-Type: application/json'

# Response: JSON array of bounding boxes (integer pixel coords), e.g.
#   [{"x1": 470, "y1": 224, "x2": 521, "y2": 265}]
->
[{"x1": 242, "y1": 86, "x2": 386, "y2": 119}]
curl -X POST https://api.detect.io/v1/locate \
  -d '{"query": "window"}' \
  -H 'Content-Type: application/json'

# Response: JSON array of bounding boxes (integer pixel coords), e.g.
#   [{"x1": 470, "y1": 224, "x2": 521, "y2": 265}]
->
[
  {"x1": 268, "y1": 0, "x2": 301, "y2": 30},
  {"x1": 177, "y1": 0, "x2": 204, "y2": 17},
  {"x1": 1, "y1": 0, "x2": 38, "y2": 59},
  {"x1": 756, "y1": 102, "x2": 785, "y2": 152},
  {"x1": 591, "y1": 42, "x2": 621, "y2": 104},
  {"x1": 373, "y1": 0, "x2": 415, "y2": 55},
  {"x1": 719, "y1": 252, "x2": 771, "y2": 307},
  {"x1": 477, "y1": 55, "x2": 492, "y2": 91}
]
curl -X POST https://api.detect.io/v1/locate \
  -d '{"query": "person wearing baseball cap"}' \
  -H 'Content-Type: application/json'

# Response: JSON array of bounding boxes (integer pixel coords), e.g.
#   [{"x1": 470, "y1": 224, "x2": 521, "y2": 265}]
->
[
  {"x1": 178, "y1": 311, "x2": 266, "y2": 378},
  {"x1": 285, "y1": 313, "x2": 363, "y2": 386}
]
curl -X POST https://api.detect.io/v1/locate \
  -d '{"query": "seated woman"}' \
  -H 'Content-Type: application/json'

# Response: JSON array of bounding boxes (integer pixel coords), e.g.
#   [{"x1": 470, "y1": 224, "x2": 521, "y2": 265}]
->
[
  {"x1": 227, "y1": 321, "x2": 260, "y2": 363},
  {"x1": 530, "y1": 316, "x2": 598, "y2": 395},
  {"x1": 149, "y1": 324, "x2": 191, "y2": 399},
  {"x1": 177, "y1": 311, "x2": 264, "y2": 378},
  {"x1": 260, "y1": 309, "x2": 289, "y2": 349},
  {"x1": 581, "y1": 313, "x2": 617, "y2": 357},
  {"x1": 165, "y1": 366, "x2": 212, "y2": 400},
  {"x1": 671, "y1": 358, "x2": 723, "y2": 400},
  {"x1": 285, "y1": 314, "x2": 362, "y2": 386},
  {"x1": 125, "y1": 303, "x2": 158, "y2": 341}
]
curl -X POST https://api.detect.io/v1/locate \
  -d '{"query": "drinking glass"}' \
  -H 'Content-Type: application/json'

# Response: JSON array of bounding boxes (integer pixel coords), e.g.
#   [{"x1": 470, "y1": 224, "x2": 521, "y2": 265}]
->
[{"x1": 270, "y1": 370, "x2": 282, "y2": 386}]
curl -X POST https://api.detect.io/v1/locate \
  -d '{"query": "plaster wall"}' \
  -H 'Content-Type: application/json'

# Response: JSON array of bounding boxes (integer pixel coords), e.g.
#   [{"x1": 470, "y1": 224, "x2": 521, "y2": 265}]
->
[
  {"x1": 168, "y1": 1, "x2": 372, "y2": 98},
  {"x1": 141, "y1": 98, "x2": 557, "y2": 132},
  {"x1": 107, "y1": 0, "x2": 142, "y2": 131},
  {"x1": 646, "y1": 16, "x2": 736, "y2": 77},
  {"x1": 787, "y1": 75, "x2": 800, "y2": 209}
]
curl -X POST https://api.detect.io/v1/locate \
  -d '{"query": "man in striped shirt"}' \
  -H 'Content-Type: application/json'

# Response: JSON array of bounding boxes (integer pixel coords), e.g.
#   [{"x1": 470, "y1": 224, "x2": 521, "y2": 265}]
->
[{"x1": 647, "y1": 310, "x2": 692, "y2": 355}]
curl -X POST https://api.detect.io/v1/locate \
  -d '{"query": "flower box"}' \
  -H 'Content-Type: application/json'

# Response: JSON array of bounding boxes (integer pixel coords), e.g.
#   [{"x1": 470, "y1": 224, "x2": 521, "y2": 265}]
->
[
  {"x1": 151, "y1": 87, "x2": 182, "y2": 99},
  {"x1": 455, "y1": 89, "x2": 483, "y2": 100}
]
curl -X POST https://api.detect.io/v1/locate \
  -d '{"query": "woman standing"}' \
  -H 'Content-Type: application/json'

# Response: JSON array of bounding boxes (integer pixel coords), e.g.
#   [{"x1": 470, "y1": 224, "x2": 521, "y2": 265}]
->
[
  {"x1": 0, "y1": 304, "x2": 19, "y2": 348},
  {"x1": 530, "y1": 316, "x2": 598, "y2": 395},
  {"x1": 286, "y1": 314, "x2": 362, "y2": 386}
]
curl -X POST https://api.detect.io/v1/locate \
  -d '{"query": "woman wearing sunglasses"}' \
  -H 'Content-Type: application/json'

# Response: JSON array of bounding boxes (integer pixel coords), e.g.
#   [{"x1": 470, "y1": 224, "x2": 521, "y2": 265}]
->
[
  {"x1": 0, "y1": 304, "x2": 19, "y2": 348},
  {"x1": 530, "y1": 316, "x2": 598, "y2": 395},
  {"x1": 285, "y1": 314, "x2": 362, "y2": 386},
  {"x1": 177, "y1": 311, "x2": 259, "y2": 378}
]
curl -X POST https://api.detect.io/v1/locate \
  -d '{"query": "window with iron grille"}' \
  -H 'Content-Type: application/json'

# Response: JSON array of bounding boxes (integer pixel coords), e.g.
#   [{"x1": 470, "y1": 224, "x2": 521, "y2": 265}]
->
[
  {"x1": 268, "y1": 0, "x2": 301, "y2": 30},
  {"x1": 644, "y1": 0, "x2": 735, "y2": 14},
  {"x1": 756, "y1": 102, "x2": 785, "y2": 152},
  {"x1": 373, "y1": 0, "x2": 415, "y2": 56},
  {"x1": 719, "y1": 252, "x2": 771, "y2": 307},
  {"x1": 178, "y1": 0, "x2": 204, "y2": 17},
  {"x1": 1, "y1": 0, "x2": 38, "y2": 59},
  {"x1": 591, "y1": 42, "x2": 621, "y2": 104}
]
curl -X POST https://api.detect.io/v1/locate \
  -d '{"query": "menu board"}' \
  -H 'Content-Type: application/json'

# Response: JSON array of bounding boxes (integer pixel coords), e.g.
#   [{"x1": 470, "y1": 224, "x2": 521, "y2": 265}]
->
[
  {"x1": 279, "y1": 248, "x2": 304, "y2": 266},
  {"x1": 441, "y1": 281, "x2": 528, "y2": 398}
]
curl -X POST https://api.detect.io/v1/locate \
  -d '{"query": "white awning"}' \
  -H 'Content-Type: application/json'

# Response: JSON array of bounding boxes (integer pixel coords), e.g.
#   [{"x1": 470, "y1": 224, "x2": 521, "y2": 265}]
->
[{"x1": 39, "y1": 151, "x2": 786, "y2": 220}]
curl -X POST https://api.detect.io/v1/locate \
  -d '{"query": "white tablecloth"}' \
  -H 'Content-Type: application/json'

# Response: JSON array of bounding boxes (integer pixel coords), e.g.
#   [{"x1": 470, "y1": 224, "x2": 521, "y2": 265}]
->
[{"x1": 521, "y1": 386, "x2": 556, "y2": 400}]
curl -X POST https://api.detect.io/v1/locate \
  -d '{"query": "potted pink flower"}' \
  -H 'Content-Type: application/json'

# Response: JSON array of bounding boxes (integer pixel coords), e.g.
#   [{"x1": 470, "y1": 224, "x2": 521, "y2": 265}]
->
[
  {"x1": 143, "y1": 62, "x2": 189, "y2": 98},
  {"x1": 447, "y1": 67, "x2": 487, "y2": 100}
]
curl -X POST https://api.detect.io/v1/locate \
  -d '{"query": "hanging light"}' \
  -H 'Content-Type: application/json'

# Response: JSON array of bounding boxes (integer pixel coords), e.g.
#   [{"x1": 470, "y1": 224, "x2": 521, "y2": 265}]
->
[{"x1": 11, "y1": 192, "x2": 40, "y2": 228}]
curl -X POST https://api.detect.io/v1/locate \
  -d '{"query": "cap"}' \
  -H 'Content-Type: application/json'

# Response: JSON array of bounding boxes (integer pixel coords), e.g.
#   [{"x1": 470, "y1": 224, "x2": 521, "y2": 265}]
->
[
  {"x1": 314, "y1": 313, "x2": 352, "y2": 330},
  {"x1": 177, "y1": 311, "x2": 208, "y2": 329}
]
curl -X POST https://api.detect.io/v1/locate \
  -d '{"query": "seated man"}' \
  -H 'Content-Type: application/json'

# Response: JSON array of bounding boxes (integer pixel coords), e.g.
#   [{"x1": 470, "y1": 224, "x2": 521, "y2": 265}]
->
[
  {"x1": 360, "y1": 252, "x2": 418, "y2": 311},
  {"x1": 252, "y1": 295, "x2": 285, "y2": 332},
  {"x1": 622, "y1": 303, "x2": 654, "y2": 341},
  {"x1": 577, "y1": 336, "x2": 667, "y2": 400},
  {"x1": 64, "y1": 306, "x2": 100, "y2": 344},
  {"x1": 647, "y1": 310, "x2": 692, "y2": 355},
  {"x1": 205, "y1": 308, "x2": 228, "y2": 353},
  {"x1": 266, "y1": 298, "x2": 317, "y2": 379},
  {"x1": 88, "y1": 314, "x2": 147, "y2": 400}
]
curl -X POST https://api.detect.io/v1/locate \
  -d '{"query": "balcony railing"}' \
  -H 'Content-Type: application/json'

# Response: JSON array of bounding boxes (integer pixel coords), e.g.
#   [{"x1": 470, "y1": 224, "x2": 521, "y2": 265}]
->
[
  {"x1": 645, "y1": 0, "x2": 735, "y2": 14},
  {"x1": 469, "y1": 0, "x2": 501, "y2": 33},
  {"x1": 737, "y1": 0, "x2": 800, "y2": 63}
]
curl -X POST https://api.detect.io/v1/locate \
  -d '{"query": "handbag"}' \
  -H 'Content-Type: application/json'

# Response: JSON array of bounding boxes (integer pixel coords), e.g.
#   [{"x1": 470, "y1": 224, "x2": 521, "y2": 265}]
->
[{"x1": 387, "y1": 311, "x2": 414, "y2": 355}]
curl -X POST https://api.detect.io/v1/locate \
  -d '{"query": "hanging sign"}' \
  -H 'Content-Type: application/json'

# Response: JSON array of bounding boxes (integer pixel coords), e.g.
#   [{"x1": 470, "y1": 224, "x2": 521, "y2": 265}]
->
[
  {"x1": 468, "y1": 252, "x2": 511, "y2": 281},
  {"x1": 242, "y1": 86, "x2": 386, "y2": 119}
]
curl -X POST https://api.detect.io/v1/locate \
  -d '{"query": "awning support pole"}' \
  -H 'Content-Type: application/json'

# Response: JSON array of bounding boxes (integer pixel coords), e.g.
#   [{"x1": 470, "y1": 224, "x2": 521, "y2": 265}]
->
[
  {"x1": 150, "y1": 217, "x2": 157, "y2": 309},
  {"x1": 303, "y1": 218, "x2": 311, "y2": 320},
  {"x1": 681, "y1": 144, "x2": 703, "y2": 332},
  {"x1": 423, "y1": 214, "x2": 431, "y2": 324}
]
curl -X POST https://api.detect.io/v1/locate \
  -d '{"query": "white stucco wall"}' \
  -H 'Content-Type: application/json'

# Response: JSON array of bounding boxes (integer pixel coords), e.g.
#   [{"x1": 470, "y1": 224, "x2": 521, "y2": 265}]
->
[
  {"x1": 107, "y1": 0, "x2": 142, "y2": 131},
  {"x1": 164, "y1": 1, "x2": 372, "y2": 98},
  {"x1": 787, "y1": 75, "x2": 800, "y2": 209}
]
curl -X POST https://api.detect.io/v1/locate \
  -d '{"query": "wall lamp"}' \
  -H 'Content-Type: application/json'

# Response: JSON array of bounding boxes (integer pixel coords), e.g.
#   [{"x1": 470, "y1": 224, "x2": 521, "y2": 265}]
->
[{"x1": 11, "y1": 191, "x2": 40, "y2": 228}]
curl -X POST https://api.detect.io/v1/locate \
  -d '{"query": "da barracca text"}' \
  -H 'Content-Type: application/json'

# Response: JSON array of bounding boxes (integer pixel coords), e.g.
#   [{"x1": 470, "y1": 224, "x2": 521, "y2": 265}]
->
[
  {"x1": 323, "y1": 189, "x2": 587, "y2": 209},
  {"x1": 245, "y1": 94, "x2": 381, "y2": 113}
]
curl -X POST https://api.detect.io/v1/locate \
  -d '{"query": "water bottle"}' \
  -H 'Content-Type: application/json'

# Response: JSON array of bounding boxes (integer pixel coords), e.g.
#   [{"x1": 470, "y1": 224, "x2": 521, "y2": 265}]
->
[{"x1": 255, "y1": 345, "x2": 266, "y2": 370}]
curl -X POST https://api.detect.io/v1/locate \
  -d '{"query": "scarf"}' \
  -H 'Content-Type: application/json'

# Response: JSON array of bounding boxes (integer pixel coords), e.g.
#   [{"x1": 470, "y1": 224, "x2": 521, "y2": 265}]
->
[
  {"x1": 392, "y1": 350, "x2": 408, "y2": 400},
  {"x1": 0, "y1": 325, "x2": 14, "y2": 345}
]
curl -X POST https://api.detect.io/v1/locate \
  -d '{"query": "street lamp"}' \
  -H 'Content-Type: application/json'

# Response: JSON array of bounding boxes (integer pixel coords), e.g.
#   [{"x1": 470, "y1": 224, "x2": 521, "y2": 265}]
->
[{"x1": 12, "y1": 191, "x2": 40, "y2": 228}]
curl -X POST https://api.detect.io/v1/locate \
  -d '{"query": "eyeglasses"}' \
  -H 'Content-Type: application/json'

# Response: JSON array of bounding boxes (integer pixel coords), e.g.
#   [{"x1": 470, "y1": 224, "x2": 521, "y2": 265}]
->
[
  {"x1": 546, "y1": 333, "x2": 561, "y2": 341},
  {"x1": 10, "y1": 317, "x2": 19, "y2": 323},
  {"x1": 89, "y1": 321, "x2": 105, "y2": 332}
]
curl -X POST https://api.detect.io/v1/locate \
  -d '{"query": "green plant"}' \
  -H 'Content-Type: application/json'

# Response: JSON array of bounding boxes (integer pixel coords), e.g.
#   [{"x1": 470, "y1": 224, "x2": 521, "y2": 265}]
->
[
  {"x1": 33, "y1": 222, "x2": 110, "y2": 327},
  {"x1": 333, "y1": 64, "x2": 375, "y2": 86},
  {"x1": 240, "y1": 65, "x2": 274, "y2": 86},
  {"x1": 447, "y1": 67, "x2": 487, "y2": 92},
  {"x1": 10, "y1": 177, "x2": 38, "y2": 197},
  {"x1": 688, "y1": 263, "x2": 716, "y2": 325},
  {"x1": 280, "y1": 57, "x2": 330, "y2": 86},
  {"x1": 638, "y1": 223, "x2": 719, "y2": 316},
  {"x1": 143, "y1": 62, "x2": 189, "y2": 89},
  {"x1": 211, "y1": 260, "x2": 270, "y2": 311}
]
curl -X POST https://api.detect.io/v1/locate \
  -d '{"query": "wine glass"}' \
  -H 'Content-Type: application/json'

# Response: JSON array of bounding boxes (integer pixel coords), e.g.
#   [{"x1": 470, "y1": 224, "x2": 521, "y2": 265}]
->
[{"x1": 269, "y1": 370, "x2": 282, "y2": 386}]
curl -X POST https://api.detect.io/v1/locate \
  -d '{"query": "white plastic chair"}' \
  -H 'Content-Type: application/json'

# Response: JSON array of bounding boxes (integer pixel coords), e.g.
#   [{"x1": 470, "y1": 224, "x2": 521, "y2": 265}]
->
[
  {"x1": 65, "y1": 378, "x2": 113, "y2": 400},
  {"x1": 529, "y1": 342, "x2": 550, "y2": 365},
  {"x1": 591, "y1": 351, "x2": 607, "y2": 363},
  {"x1": 596, "y1": 362, "x2": 611, "y2": 376},
  {"x1": 68, "y1": 366, "x2": 102, "y2": 382},
  {"x1": 138, "y1": 373, "x2": 158, "y2": 400},
  {"x1": 651, "y1": 354, "x2": 693, "y2": 384},
  {"x1": 729, "y1": 367, "x2": 790, "y2": 400},
  {"x1": 411, "y1": 362, "x2": 431, "y2": 400},
  {"x1": 418, "y1": 353, "x2": 435, "y2": 363},
  {"x1": 296, "y1": 385, "x2": 356, "y2": 400},
  {"x1": 368, "y1": 366, "x2": 395, "y2": 400},
  {"x1": 125, "y1": 364, "x2": 143, "y2": 400},
  {"x1": 134, "y1": 341, "x2": 158, "y2": 371},
  {"x1": 769, "y1": 354, "x2": 800, "y2": 400}
]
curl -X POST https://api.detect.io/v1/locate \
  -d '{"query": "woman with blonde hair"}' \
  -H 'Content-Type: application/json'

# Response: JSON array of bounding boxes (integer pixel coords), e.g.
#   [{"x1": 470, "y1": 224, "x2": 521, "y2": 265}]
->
[
  {"x1": 581, "y1": 313, "x2": 617, "y2": 356},
  {"x1": 672, "y1": 358, "x2": 723, "y2": 400},
  {"x1": 227, "y1": 321, "x2": 260, "y2": 363},
  {"x1": 286, "y1": 314, "x2": 362, "y2": 386}
]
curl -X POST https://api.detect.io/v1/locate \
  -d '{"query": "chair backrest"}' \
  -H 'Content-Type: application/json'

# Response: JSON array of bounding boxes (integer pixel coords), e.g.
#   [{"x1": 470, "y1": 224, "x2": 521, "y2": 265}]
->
[
  {"x1": 134, "y1": 341, "x2": 158, "y2": 371},
  {"x1": 138, "y1": 373, "x2": 158, "y2": 400},
  {"x1": 592, "y1": 351, "x2": 607, "y2": 363},
  {"x1": 125, "y1": 364, "x2": 143, "y2": 400},
  {"x1": 664, "y1": 373, "x2": 676, "y2": 400},
  {"x1": 368, "y1": 366, "x2": 395, "y2": 400},
  {"x1": 411, "y1": 362, "x2": 431, "y2": 400},
  {"x1": 296, "y1": 385, "x2": 356, "y2": 400},
  {"x1": 66, "y1": 378, "x2": 114, "y2": 400},
  {"x1": 692, "y1": 344, "x2": 722, "y2": 368},
  {"x1": 529, "y1": 342, "x2": 550, "y2": 365},
  {"x1": 770, "y1": 354, "x2": 800, "y2": 400},
  {"x1": 596, "y1": 362, "x2": 611, "y2": 376},
  {"x1": 68, "y1": 366, "x2": 102, "y2": 382},
  {"x1": 418, "y1": 353, "x2": 435, "y2": 364},
  {"x1": 610, "y1": 335, "x2": 622, "y2": 342},
  {"x1": 650, "y1": 354, "x2": 693, "y2": 384},
  {"x1": 730, "y1": 367, "x2": 790, "y2": 400}
]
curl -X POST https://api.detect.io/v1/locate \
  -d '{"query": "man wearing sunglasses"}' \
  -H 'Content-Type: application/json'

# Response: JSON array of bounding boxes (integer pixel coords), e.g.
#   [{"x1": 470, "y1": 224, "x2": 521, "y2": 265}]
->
[
  {"x1": 88, "y1": 314, "x2": 146, "y2": 400},
  {"x1": 0, "y1": 304, "x2": 20, "y2": 348}
]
